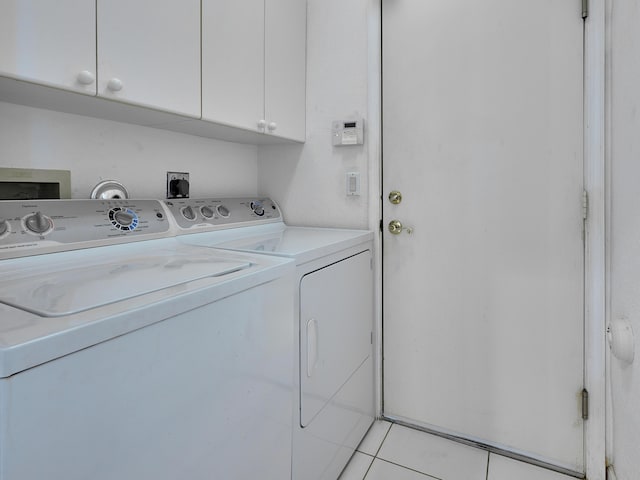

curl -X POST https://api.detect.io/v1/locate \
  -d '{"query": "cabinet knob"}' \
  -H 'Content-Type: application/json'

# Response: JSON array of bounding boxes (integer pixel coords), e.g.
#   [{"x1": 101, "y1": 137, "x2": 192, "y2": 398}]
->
[
  {"x1": 257, "y1": 119, "x2": 267, "y2": 129},
  {"x1": 77, "y1": 70, "x2": 95, "y2": 85},
  {"x1": 107, "y1": 78, "x2": 124, "y2": 92},
  {"x1": 267, "y1": 122, "x2": 277, "y2": 131}
]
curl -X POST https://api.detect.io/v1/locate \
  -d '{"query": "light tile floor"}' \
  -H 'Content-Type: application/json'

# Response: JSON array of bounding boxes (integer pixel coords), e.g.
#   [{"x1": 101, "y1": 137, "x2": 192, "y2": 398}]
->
[{"x1": 339, "y1": 421, "x2": 578, "y2": 480}]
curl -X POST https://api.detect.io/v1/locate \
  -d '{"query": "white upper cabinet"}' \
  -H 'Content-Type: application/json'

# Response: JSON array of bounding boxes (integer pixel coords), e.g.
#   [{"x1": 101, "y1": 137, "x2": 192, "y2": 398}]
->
[
  {"x1": 0, "y1": 0, "x2": 304, "y2": 144},
  {"x1": 0, "y1": 0, "x2": 96, "y2": 95},
  {"x1": 97, "y1": 0, "x2": 201, "y2": 118},
  {"x1": 202, "y1": 0, "x2": 306, "y2": 142},
  {"x1": 202, "y1": 0, "x2": 265, "y2": 133},
  {"x1": 264, "y1": 0, "x2": 306, "y2": 142}
]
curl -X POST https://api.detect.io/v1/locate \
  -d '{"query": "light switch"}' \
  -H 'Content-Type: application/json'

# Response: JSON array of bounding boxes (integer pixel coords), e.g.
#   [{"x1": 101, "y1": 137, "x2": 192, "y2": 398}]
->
[{"x1": 346, "y1": 172, "x2": 361, "y2": 196}]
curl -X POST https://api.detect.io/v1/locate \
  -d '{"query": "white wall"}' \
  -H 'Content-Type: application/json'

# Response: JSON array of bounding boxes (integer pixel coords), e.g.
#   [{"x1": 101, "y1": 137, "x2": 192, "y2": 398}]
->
[
  {"x1": 257, "y1": 0, "x2": 373, "y2": 229},
  {"x1": 608, "y1": 1, "x2": 640, "y2": 478},
  {"x1": 0, "y1": 101, "x2": 258, "y2": 199}
]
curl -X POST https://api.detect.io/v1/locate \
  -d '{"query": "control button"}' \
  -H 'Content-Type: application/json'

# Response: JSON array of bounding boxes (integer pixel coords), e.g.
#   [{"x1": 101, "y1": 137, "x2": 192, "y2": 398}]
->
[
  {"x1": 201, "y1": 206, "x2": 215, "y2": 219},
  {"x1": 251, "y1": 201, "x2": 265, "y2": 217},
  {"x1": 114, "y1": 210, "x2": 135, "y2": 226},
  {"x1": 0, "y1": 219, "x2": 8, "y2": 237},
  {"x1": 25, "y1": 211, "x2": 52, "y2": 234},
  {"x1": 181, "y1": 205, "x2": 197, "y2": 221},
  {"x1": 217, "y1": 205, "x2": 230, "y2": 218}
]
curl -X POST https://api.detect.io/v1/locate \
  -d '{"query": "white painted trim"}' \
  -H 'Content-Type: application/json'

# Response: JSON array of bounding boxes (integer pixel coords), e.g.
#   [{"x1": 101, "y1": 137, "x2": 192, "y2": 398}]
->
[
  {"x1": 366, "y1": 0, "x2": 383, "y2": 417},
  {"x1": 584, "y1": 0, "x2": 607, "y2": 479},
  {"x1": 603, "y1": 0, "x2": 614, "y2": 470}
]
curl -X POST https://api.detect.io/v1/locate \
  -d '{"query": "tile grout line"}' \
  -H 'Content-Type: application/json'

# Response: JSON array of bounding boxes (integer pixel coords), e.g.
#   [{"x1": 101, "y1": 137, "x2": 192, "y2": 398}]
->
[
  {"x1": 364, "y1": 423, "x2": 443, "y2": 480},
  {"x1": 361, "y1": 453, "x2": 375, "y2": 480},
  {"x1": 486, "y1": 451, "x2": 491, "y2": 480},
  {"x1": 361, "y1": 422, "x2": 392, "y2": 480},
  {"x1": 372, "y1": 458, "x2": 443, "y2": 480},
  {"x1": 373, "y1": 422, "x2": 394, "y2": 457}
]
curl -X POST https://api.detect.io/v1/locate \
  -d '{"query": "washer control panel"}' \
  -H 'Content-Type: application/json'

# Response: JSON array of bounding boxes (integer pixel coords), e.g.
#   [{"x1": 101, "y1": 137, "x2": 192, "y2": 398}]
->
[
  {"x1": 164, "y1": 197, "x2": 281, "y2": 231},
  {"x1": 0, "y1": 199, "x2": 170, "y2": 259}
]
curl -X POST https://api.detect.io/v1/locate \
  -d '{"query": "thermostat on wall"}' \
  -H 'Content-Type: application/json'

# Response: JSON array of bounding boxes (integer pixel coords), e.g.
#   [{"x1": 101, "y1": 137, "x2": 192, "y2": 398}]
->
[{"x1": 332, "y1": 119, "x2": 364, "y2": 146}]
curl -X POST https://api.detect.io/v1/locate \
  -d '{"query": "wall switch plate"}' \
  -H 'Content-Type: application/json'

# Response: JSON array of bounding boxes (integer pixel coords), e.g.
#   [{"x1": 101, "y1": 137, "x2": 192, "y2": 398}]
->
[
  {"x1": 167, "y1": 171, "x2": 190, "y2": 199},
  {"x1": 346, "y1": 172, "x2": 361, "y2": 196}
]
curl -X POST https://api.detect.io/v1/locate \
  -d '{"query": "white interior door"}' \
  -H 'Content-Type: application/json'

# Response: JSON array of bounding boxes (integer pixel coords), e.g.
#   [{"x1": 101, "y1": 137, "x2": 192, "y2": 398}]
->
[{"x1": 382, "y1": 0, "x2": 585, "y2": 473}]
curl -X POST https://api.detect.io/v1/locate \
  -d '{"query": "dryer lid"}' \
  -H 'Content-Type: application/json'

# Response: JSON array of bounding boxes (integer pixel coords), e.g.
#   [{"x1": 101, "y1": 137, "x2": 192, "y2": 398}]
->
[{"x1": 0, "y1": 244, "x2": 251, "y2": 317}]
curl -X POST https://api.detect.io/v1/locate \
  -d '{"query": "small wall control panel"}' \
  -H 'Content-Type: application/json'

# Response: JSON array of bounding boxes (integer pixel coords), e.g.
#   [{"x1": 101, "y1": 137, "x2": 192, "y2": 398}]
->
[
  {"x1": 163, "y1": 197, "x2": 281, "y2": 232},
  {"x1": 0, "y1": 199, "x2": 171, "y2": 259}
]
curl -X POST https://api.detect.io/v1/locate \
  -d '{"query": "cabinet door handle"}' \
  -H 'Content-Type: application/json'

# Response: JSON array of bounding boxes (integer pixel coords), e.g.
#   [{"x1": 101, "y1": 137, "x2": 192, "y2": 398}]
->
[
  {"x1": 267, "y1": 121, "x2": 277, "y2": 132},
  {"x1": 107, "y1": 78, "x2": 124, "y2": 92},
  {"x1": 257, "y1": 119, "x2": 267, "y2": 130},
  {"x1": 77, "y1": 71, "x2": 95, "y2": 85}
]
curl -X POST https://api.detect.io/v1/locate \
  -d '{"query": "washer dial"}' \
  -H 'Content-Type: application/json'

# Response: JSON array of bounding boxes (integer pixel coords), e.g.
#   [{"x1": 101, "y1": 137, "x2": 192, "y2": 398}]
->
[
  {"x1": 0, "y1": 219, "x2": 9, "y2": 238},
  {"x1": 24, "y1": 211, "x2": 53, "y2": 235},
  {"x1": 250, "y1": 201, "x2": 265, "y2": 217},
  {"x1": 109, "y1": 207, "x2": 139, "y2": 231}
]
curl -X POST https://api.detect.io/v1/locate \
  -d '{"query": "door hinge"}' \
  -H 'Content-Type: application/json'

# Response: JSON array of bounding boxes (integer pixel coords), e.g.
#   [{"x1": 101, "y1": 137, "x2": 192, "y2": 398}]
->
[
  {"x1": 582, "y1": 388, "x2": 589, "y2": 420},
  {"x1": 582, "y1": 0, "x2": 588, "y2": 19},
  {"x1": 582, "y1": 190, "x2": 589, "y2": 221}
]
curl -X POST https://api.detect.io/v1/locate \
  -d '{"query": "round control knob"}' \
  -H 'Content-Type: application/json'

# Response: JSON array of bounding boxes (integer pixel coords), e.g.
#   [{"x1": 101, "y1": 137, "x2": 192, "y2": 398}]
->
[
  {"x1": 181, "y1": 205, "x2": 197, "y2": 221},
  {"x1": 77, "y1": 70, "x2": 96, "y2": 85},
  {"x1": 107, "y1": 78, "x2": 124, "y2": 92},
  {"x1": 216, "y1": 205, "x2": 230, "y2": 218},
  {"x1": 251, "y1": 201, "x2": 265, "y2": 217},
  {"x1": 0, "y1": 219, "x2": 8, "y2": 236},
  {"x1": 25, "y1": 211, "x2": 52, "y2": 234},
  {"x1": 114, "y1": 210, "x2": 135, "y2": 226},
  {"x1": 201, "y1": 206, "x2": 215, "y2": 219}
]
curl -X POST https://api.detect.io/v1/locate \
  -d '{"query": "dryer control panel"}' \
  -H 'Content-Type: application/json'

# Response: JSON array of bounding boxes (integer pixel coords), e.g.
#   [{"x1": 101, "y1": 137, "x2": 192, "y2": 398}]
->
[
  {"x1": 164, "y1": 197, "x2": 282, "y2": 232},
  {"x1": 0, "y1": 199, "x2": 171, "y2": 259}
]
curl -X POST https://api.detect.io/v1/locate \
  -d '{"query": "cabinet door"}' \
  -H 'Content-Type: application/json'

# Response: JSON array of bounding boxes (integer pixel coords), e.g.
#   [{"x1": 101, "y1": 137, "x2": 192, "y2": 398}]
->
[
  {"x1": 265, "y1": 0, "x2": 306, "y2": 141},
  {"x1": 97, "y1": 0, "x2": 200, "y2": 117},
  {"x1": 0, "y1": 0, "x2": 96, "y2": 94},
  {"x1": 202, "y1": 0, "x2": 265, "y2": 132}
]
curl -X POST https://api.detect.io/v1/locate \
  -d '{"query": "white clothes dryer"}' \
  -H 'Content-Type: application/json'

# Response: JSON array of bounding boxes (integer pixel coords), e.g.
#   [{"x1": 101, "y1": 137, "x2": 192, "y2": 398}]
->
[
  {"x1": 164, "y1": 197, "x2": 375, "y2": 480},
  {"x1": 0, "y1": 199, "x2": 294, "y2": 480}
]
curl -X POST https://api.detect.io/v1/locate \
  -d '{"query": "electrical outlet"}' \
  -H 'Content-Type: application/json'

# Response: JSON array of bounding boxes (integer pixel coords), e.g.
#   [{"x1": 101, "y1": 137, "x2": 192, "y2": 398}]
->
[{"x1": 166, "y1": 172, "x2": 190, "y2": 199}]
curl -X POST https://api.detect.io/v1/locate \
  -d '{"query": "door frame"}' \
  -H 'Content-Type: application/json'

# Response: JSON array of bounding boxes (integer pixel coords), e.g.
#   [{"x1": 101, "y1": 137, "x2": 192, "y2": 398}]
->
[{"x1": 366, "y1": 1, "x2": 606, "y2": 479}]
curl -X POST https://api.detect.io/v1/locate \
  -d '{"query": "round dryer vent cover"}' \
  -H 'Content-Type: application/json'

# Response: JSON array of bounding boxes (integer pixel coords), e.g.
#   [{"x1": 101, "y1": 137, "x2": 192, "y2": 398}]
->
[{"x1": 90, "y1": 180, "x2": 129, "y2": 200}]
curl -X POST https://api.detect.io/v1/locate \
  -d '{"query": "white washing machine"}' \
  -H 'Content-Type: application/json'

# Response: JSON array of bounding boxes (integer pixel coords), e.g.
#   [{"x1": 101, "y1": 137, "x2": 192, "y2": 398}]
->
[
  {"x1": 0, "y1": 199, "x2": 295, "y2": 480},
  {"x1": 163, "y1": 197, "x2": 375, "y2": 480}
]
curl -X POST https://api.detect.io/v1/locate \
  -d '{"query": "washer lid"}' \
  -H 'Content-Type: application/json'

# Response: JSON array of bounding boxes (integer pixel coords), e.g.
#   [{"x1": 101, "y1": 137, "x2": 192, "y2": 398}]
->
[{"x1": 0, "y1": 244, "x2": 251, "y2": 317}]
